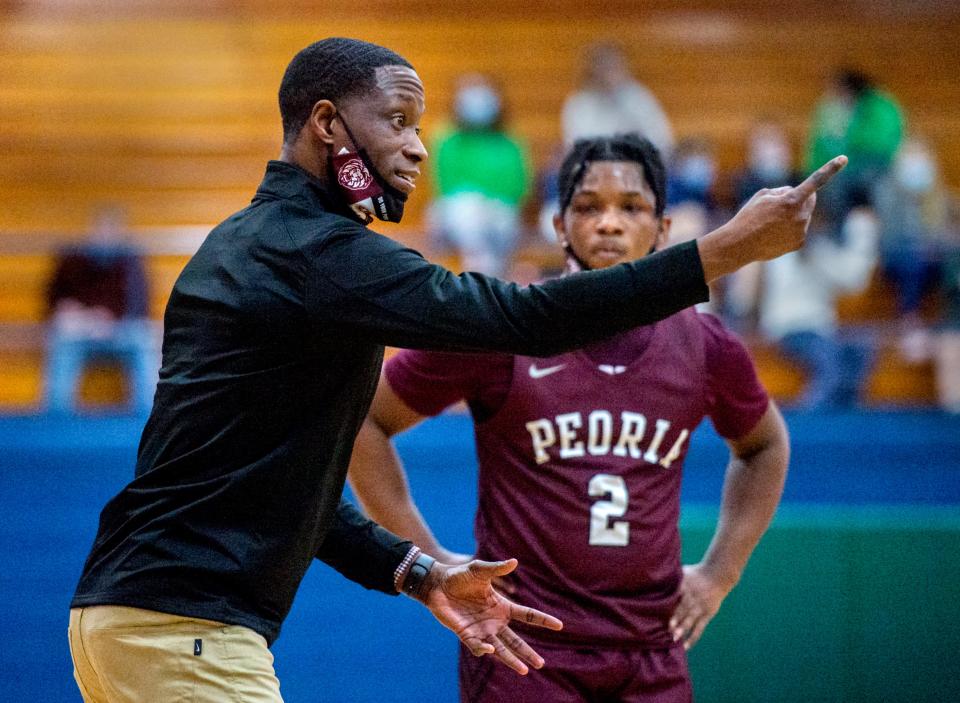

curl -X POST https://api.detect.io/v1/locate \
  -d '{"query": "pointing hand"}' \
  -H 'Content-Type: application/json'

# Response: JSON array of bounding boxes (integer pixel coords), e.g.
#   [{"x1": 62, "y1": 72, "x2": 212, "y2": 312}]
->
[{"x1": 697, "y1": 155, "x2": 848, "y2": 282}]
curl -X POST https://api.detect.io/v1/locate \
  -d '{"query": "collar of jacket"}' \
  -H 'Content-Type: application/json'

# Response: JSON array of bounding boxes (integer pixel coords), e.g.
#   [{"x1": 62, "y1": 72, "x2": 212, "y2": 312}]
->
[{"x1": 253, "y1": 160, "x2": 366, "y2": 225}]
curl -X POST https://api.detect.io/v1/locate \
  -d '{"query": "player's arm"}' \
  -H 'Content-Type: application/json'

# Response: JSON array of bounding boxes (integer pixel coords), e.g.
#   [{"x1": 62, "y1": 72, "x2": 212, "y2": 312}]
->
[
  {"x1": 670, "y1": 400, "x2": 789, "y2": 649},
  {"x1": 324, "y1": 469, "x2": 562, "y2": 676},
  {"x1": 346, "y1": 364, "x2": 562, "y2": 675},
  {"x1": 348, "y1": 372, "x2": 468, "y2": 563}
]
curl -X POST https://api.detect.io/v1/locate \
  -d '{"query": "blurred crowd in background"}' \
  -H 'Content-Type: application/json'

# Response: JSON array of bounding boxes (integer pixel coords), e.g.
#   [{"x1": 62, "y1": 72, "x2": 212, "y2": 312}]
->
[
  {"x1": 35, "y1": 41, "x2": 960, "y2": 417},
  {"x1": 422, "y1": 42, "x2": 960, "y2": 414}
]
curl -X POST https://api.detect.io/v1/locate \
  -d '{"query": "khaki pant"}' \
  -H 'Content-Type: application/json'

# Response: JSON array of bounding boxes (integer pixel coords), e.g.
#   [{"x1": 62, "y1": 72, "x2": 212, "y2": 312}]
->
[{"x1": 68, "y1": 606, "x2": 283, "y2": 702}]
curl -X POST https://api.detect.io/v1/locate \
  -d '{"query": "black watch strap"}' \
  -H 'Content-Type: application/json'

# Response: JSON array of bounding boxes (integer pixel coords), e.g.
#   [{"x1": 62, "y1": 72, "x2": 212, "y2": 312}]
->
[{"x1": 401, "y1": 552, "x2": 436, "y2": 598}]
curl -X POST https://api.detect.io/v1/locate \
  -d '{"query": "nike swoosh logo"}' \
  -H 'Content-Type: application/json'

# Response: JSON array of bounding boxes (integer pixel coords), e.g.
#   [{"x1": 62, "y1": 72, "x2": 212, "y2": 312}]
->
[{"x1": 529, "y1": 363, "x2": 566, "y2": 379}]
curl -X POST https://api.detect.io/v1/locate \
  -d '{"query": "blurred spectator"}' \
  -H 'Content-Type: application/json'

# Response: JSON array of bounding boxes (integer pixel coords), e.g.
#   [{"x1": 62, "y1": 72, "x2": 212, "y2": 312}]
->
[
  {"x1": 935, "y1": 210, "x2": 960, "y2": 414},
  {"x1": 804, "y1": 68, "x2": 904, "y2": 224},
  {"x1": 874, "y1": 136, "x2": 950, "y2": 361},
  {"x1": 667, "y1": 137, "x2": 717, "y2": 210},
  {"x1": 545, "y1": 44, "x2": 674, "y2": 245},
  {"x1": 43, "y1": 206, "x2": 158, "y2": 414},
  {"x1": 726, "y1": 121, "x2": 798, "y2": 331},
  {"x1": 660, "y1": 197, "x2": 718, "y2": 319},
  {"x1": 759, "y1": 208, "x2": 879, "y2": 409},
  {"x1": 664, "y1": 137, "x2": 719, "y2": 262},
  {"x1": 722, "y1": 260, "x2": 762, "y2": 333},
  {"x1": 535, "y1": 145, "x2": 565, "y2": 243},
  {"x1": 431, "y1": 74, "x2": 531, "y2": 276},
  {"x1": 736, "y1": 119, "x2": 798, "y2": 204},
  {"x1": 652, "y1": 137, "x2": 722, "y2": 315},
  {"x1": 561, "y1": 42, "x2": 674, "y2": 156}
]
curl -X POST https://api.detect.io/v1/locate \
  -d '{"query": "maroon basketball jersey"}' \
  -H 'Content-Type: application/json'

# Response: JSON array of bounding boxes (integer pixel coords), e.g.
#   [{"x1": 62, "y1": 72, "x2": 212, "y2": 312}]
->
[{"x1": 473, "y1": 309, "x2": 727, "y2": 648}]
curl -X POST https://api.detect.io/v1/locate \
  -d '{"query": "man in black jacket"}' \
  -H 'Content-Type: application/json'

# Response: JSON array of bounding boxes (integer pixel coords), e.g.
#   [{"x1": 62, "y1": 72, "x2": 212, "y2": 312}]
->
[{"x1": 68, "y1": 37, "x2": 845, "y2": 702}]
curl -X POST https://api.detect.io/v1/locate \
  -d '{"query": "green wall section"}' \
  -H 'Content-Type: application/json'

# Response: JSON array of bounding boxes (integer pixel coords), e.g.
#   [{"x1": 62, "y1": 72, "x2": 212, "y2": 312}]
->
[{"x1": 680, "y1": 505, "x2": 960, "y2": 703}]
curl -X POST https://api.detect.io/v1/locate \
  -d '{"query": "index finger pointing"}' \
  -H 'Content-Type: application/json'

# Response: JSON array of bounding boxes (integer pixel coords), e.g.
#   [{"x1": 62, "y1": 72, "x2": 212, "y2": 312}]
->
[{"x1": 792, "y1": 155, "x2": 848, "y2": 199}]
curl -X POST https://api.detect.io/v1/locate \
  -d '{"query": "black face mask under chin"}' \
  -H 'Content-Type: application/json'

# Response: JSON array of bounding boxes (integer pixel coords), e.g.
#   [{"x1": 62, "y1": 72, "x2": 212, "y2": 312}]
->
[{"x1": 327, "y1": 115, "x2": 408, "y2": 224}]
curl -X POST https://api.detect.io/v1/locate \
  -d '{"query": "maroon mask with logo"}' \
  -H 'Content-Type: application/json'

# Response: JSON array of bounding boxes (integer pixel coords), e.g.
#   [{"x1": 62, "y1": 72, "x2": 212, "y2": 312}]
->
[{"x1": 328, "y1": 115, "x2": 408, "y2": 223}]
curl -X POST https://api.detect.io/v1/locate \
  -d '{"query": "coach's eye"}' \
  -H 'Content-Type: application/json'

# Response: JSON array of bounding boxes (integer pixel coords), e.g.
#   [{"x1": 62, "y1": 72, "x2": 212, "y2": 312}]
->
[{"x1": 392, "y1": 115, "x2": 405, "y2": 130}]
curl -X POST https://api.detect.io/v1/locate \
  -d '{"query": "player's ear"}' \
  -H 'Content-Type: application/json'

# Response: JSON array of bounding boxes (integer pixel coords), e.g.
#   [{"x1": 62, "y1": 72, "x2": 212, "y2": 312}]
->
[
  {"x1": 553, "y1": 210, "x2": 568, "y2": 248},
  {"x1": 655, "y1": 215, "x2": 672, "y2": 250},
  {"x1": 309, "y1": 100, "x2": 338, "y2": 146}
]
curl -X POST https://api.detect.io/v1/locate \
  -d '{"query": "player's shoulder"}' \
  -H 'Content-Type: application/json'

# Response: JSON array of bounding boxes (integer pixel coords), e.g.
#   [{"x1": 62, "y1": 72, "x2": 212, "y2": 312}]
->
[
  {"x1": 389, "y1": 348, "x2": 514, "y2": 380},
  {"x1": 691, "y1": 308, "x2": 737, "y2": 336},
  {"x1": 386, "y1": 348, "x2": 515, "y2": 417},
  {"x1": 655, "y1": 306, "x2": 725, "y2": 341},
  {"x1": 689, "y1": 310, "x2": 753, "y2": 359}
]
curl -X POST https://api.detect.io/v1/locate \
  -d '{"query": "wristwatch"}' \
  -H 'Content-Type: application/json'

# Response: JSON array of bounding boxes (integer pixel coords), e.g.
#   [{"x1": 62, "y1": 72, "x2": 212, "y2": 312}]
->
[{"x1": 401, "y1": 551, "x2": 436, "y2": 599}]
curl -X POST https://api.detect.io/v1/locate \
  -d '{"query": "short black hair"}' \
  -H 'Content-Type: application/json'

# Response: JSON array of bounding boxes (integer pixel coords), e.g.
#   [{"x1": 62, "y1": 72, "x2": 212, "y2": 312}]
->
[
  {"x1": 557, "y1": 133, "x2": 667, "y2": 218},
  {"x1": 278, "y1": 37, "x2": 413, "y2": 142},
  {"x1": 837, "y1": 68, "x2": 873, "y2": 97}
]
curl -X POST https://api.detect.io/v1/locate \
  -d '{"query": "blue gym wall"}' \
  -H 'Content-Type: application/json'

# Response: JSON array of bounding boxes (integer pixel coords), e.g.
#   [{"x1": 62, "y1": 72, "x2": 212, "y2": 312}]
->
[{"x1": 1, "y1": 411, "x2": 958, "y2": 702}]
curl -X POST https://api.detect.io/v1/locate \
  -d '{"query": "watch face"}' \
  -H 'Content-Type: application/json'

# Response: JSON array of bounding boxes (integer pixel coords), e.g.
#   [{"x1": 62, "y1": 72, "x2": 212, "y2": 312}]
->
[{"x1": 403, "y1": 555, "x2": 435, "y2": 596}]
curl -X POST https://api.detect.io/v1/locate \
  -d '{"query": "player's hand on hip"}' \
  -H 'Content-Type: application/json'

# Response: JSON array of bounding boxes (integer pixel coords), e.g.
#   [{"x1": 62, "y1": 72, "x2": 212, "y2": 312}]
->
[
  {"x1": 420, "y1": 558, "x2": 562, "y2": 675},
  {"x1": 669, "y1": 563, "x2": 733, "y2": 650},
  {"x1": 697, "y1": 155, "x2": 848, "y2": 282}
]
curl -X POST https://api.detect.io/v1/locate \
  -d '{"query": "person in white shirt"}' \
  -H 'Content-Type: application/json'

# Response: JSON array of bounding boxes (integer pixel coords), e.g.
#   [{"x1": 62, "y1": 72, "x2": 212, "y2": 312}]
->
[
  {"x1": 760, "y1": 206, "x2": 879, "y2": 408},
  {"x1": 561, "y1": 42, "x2": 674, "y2": 157}
]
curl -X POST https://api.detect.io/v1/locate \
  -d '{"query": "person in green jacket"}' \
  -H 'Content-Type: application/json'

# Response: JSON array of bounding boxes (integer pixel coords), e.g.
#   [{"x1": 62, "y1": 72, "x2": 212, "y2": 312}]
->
[
  {"x1": 431, "y1": 74, "x2": 530, "y2": 277},
  {"x1": 805, "y1": 68, "x2": 904, "y2": 223}
]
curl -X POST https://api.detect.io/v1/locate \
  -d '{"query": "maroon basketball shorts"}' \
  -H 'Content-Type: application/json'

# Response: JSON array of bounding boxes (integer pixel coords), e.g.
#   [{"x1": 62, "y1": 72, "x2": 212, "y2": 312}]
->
[{"x1": 458, "y1": 640, "x2": 692, "y2": 703}]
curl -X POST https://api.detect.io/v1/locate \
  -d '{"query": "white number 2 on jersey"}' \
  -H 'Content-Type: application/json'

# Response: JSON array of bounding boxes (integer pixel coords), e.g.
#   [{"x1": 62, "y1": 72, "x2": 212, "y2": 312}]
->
[{"x1": 588, "y1": 473, "x2": 629, "y2": 546}]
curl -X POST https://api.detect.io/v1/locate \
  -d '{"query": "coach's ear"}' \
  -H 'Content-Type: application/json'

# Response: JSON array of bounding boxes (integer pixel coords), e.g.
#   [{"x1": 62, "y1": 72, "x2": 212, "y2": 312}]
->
[{"x1": 308, "y1": 100, "x2": 338, "y2": 147}]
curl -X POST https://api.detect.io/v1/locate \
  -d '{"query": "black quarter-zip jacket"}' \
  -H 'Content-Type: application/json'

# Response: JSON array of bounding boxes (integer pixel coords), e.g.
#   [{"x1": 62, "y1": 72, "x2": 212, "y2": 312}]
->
[{"x1": 71, "y1": 161, "x2": 709, "y2": 645}]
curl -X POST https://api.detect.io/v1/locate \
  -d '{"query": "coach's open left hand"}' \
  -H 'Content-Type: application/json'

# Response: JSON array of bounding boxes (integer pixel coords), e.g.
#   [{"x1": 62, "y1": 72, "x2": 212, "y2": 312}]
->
[
  {"x1": 411, "y1": 558, "x2": 562, "y2": 675},
  {"x1": 697, "y1": 155, "x2": 848, "y2": 282}
]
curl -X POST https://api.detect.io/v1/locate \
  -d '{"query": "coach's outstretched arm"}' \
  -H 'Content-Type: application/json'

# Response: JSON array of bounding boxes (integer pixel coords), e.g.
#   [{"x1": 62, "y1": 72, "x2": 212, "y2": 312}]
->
[{"x1": 311, "y1": 157, "x2": 847, "y2": 357}]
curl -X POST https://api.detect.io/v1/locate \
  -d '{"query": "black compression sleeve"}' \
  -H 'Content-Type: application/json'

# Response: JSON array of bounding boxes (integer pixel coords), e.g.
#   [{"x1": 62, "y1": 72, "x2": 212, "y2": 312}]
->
[{"x1": 308, "y1": 227, "x2": 708, "y2": 356}]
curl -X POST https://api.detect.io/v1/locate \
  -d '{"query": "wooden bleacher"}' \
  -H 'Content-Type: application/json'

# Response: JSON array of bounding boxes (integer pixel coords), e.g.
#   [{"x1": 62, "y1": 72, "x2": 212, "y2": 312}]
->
[{"x1": 2, "y1": 1, "x2": 956, "y2": 409}]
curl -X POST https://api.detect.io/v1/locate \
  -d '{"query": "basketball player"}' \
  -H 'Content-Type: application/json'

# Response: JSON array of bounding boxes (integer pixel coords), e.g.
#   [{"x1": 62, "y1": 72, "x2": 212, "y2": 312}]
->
[{"x1": 350, "y1": 134, "x2": 791, "y2": 702}]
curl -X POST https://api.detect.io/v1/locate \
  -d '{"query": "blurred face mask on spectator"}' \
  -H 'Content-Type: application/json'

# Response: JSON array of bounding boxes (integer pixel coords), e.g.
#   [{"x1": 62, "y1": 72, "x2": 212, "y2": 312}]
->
[
  {"x1": 749, "y1": 133, "x2": 791, "y2": 182},
  {"x1": 455, "y1": 84, "x2": 501, "y2": 129},
  {"x1": 895, "y1": 150, "x2": 936, "y2": 194},
  {"x1": 676, "y1": 153, "x2": 715, "y2": 197}
]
